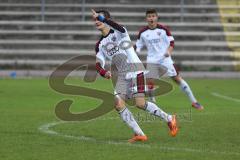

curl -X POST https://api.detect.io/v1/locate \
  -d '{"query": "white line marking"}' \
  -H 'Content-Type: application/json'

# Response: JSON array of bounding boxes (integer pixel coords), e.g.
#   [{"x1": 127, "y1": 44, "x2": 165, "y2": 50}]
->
[
  {"x1": 39, "y1": 121, "x2": 240, "y2": 156},
  {"x1": 211, "y1": 92, "x2": 240, "y2": 103}
]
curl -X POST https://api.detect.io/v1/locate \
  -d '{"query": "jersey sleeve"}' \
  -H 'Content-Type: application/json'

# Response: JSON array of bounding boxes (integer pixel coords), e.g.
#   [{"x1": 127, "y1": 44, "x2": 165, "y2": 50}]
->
[
  {"x1": 96, "y1": 51, "x2": 105, "y2": 68},
  {"x1": 105, "y1": 19, "x2": 126, "y2": 34},
  {"x1": 167, "y1": 32, "x2": 174, "y2": 48},
  {"x1": 95, "y1": 42, "x2": 107, "y2": 77},
  {"x1": 135, "y1": 27, "x2": 148, "y2": 53},
  {"x1": 163, "y1": 25, "x2": 175, "y2": 48},
  {"x1": 135, "y1": 34, "x2": 145, "y2": 53},
  {"x1": 157, "y1": 23, "x2": 175, "y2": 48}
]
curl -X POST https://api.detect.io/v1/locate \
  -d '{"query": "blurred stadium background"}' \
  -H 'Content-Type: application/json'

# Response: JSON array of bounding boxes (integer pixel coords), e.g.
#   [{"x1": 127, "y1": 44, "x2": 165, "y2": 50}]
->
[
  {"x1": 0, "y1": 0, "x2": 240, "y2": 78},
  {"x1": 1, "y1": 1, "x2": 240, "y2": 160}
]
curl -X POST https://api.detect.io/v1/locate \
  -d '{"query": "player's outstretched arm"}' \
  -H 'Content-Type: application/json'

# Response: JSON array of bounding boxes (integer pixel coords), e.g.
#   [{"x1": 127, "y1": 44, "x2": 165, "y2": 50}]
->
[
  {"x1": 104, "y1": 19, "x2": 126, "y2": 33},
  {"x1": 91, "y1": 9, "x2": 125, "y2": 33}
]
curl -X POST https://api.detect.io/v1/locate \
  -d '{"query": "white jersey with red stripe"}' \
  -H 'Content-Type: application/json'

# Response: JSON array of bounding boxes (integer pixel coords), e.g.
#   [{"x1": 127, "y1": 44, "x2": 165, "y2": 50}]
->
[
  {"x1": 95, "y1": 24, "x2": 146, "y2": 97},
  {"x1": 96, "y1": 27, "x2": 143, "y2": 76},
  {"x1": 135, "y1": 24, "x2": 174, "y2": 65}
]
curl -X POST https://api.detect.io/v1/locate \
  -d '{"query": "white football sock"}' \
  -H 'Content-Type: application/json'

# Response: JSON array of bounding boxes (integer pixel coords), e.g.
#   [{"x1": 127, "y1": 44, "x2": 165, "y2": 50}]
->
[
  {"x1": 144, "y1": 101, "x2": 172, "y2": 122},
  {"x1": 179, "y1": 79, "x2": 197, "y2": 103},
  {"x1": 119, "y1": 107, "x2": 145, "y2": 136}
]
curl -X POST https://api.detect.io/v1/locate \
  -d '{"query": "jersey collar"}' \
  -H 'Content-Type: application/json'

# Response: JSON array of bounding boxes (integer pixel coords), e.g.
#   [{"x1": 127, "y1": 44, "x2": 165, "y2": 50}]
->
[{"x1": 102, "y1": 29, "x2": 114, "y2": 38}]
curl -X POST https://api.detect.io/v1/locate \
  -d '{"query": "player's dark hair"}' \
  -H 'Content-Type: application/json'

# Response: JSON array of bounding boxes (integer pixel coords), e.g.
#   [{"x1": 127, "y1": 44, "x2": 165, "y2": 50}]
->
[
  {"x1": 145, "y1": 8, "x2": 158, "y2": 16},
  {"x1": 96, "y1": 9, "x2": 111, "y2": 19}
]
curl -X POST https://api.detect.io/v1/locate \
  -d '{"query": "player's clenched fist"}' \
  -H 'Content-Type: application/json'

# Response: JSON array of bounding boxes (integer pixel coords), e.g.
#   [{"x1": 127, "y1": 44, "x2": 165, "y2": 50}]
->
[
  {"x1": 104, "y1": 71, "x2": 112, "y2": 79},
  {"x1": 91, "y1": 9, "x2": 98, "y2": 19}
]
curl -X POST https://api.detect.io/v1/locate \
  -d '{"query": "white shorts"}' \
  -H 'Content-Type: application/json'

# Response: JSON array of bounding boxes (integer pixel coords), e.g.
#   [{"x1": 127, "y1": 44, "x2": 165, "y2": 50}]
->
[
  {"x1": 161, "y1": 62, "x2": 178, "y2": 77},
  {"x1": 114, "y1": 72, "x2": 145, "y2": 100},
  {"x1": 146, "y1": 61, "x2": 178, "y2": 78}
]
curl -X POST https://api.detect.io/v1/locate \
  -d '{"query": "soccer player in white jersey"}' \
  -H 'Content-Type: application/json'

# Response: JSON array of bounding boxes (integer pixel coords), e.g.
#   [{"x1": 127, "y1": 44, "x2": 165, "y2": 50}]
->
[
  {"x1": 92, "y1": 9, "x2": 179, "y2": 143},
  {"x1": 135, "y1": 9, "x2": 204, "y2": 110}
]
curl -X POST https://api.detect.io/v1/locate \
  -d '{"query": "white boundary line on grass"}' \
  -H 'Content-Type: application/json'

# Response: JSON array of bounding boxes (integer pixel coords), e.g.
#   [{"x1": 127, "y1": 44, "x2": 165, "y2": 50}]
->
[
  {"x1": 38, "y1": 121, "x2": 240, "y2": 156},
  {"x1": 211, "y1": 92, "x2": 240, "y2": 103}
]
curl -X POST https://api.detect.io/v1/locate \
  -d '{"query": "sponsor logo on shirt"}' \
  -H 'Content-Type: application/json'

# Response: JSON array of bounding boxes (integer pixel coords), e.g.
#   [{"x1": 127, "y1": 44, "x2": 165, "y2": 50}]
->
[
  {"x1": 103, "y1": 42, "x2": 120, "y2": 56},
  {"x1": 148, "y1": 39, "x2": 161, "y2": 44}
]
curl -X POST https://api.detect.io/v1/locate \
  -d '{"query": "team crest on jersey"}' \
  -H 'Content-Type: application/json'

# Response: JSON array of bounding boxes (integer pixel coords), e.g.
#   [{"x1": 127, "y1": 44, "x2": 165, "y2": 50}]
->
[
  {"x1": 157, "y1": 32, "x2": 161, "y2": 36},
  {"x1": 103, "y1": 42, "x2": 119, "y2": 56},
  {"x1": 111, "y1": 36, "x2": 117, "y2": 42}
]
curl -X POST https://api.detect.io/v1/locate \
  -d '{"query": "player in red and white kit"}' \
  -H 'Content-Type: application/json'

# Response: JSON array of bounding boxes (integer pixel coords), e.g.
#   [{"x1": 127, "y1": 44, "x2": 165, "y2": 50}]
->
[
  {"x1": 135, "y1": 9, "x2": 203, "y2": 110},
  {"x1": 92, "y1": 9, "x2": 178, "y2": 142}
]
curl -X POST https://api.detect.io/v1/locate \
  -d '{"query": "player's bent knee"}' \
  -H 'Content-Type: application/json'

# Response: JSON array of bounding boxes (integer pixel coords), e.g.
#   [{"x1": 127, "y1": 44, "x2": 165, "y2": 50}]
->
[
  {"x1": 136, "y1": 102, "x2": 145, "y2": 109},
  {"x1": 115, "y1": 104, "x2": 125, "y2": 111},
  {"x1": 135, "y1": 97, "x2": 146, "y2": 109},
  {"x1": 114, "y1": 96, "x2": 126, "y2": 111},
  {"x1": 172, "y1": 76, "x2": 182, "y2": 84}
]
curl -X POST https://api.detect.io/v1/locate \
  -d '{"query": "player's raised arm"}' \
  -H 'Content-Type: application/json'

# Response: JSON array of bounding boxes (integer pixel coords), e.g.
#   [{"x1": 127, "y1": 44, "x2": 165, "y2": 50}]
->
[
  {"x1": 91, "y1": 9, "x2": 126, "y2": 33},
  {"x1": 104, "y1": 19, "x2": 126, "y2": 33}
]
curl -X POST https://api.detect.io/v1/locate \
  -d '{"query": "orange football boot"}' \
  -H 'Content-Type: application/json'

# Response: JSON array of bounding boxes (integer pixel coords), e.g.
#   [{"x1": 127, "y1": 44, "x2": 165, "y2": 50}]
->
[
  {"x1": 167, "y1": 114, "x2": 179, "y2": 137},
  {"x1": 192, "y1": 102, "x2": 204, "y2": 110},
  {"x1": 128, "y1": 134, "x2": 148, "y2": 143}
]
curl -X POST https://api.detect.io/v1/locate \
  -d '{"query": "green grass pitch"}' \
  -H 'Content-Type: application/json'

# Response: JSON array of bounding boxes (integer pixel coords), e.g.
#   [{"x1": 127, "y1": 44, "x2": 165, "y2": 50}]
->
[{"x1": 0, "y1": 78, "x2": 239, "y2": 160}]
